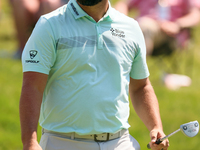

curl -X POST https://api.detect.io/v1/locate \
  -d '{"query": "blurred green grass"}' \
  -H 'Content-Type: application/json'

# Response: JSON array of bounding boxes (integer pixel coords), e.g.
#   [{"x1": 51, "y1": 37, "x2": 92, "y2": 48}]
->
[{"x1": 0, "y1": 0, "x2": 200, "y2": 149}]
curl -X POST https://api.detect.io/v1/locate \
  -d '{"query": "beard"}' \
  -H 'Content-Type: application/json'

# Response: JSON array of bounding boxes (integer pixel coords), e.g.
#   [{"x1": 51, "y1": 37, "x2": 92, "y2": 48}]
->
[{"x1": 77, "y1": 0, "x2": 102, "y2": 6}]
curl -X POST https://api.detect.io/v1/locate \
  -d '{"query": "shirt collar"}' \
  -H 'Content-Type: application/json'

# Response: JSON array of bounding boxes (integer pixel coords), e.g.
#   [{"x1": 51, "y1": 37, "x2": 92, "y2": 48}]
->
[{"x1": 68, "y1": 0, "x2": 115, "y2": 21}]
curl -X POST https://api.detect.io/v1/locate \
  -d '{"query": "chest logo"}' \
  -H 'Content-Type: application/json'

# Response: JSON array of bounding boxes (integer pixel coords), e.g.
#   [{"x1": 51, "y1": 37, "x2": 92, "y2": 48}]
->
[{"x1": 110, "y1": 28, "x2": 125, "y2": 38}]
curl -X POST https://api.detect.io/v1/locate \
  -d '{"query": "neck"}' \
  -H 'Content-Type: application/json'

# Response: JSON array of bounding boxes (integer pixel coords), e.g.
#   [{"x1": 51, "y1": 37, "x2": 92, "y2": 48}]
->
[{"x1": 77, "y1": 0, "x2": 109, "y2": 22}]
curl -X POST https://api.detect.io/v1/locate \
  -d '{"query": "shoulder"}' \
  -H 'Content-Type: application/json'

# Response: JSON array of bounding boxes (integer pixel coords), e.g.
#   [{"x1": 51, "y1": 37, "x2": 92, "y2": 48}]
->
[
  {"x1": 109, "y1": 7, "x2": 142, "y2": 39},
  {"x1": 41, "y1": 4, "x2": 70, "y2": 23},
  {"x1": 111, "y1": 7, "x2": 137, "y2": 23},
  {"x1": 110, "y1": 7, "x2": 140, "y2": 29}
]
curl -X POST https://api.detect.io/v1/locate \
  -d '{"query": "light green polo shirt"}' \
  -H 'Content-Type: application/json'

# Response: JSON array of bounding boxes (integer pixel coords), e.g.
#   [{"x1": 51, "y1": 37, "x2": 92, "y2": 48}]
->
[{"x1": 22, "y1": 0, "x2": 149, "y2": 135}]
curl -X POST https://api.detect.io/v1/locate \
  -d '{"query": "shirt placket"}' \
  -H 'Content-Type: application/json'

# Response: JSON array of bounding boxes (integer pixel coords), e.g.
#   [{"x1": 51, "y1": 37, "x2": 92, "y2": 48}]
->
[{"x1": 96, "y1": 23, "x2": 103, "y2": 50}]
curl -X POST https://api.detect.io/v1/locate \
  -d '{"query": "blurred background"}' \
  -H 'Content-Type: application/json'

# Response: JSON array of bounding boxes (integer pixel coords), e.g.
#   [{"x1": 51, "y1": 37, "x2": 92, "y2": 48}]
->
[{"x1": 0, "y1": 0, "x2": 200, "y2": 149}]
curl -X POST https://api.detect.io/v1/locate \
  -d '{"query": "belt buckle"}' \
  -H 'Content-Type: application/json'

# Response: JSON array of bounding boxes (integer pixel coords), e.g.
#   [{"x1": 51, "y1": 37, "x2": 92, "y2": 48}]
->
[{"x1": 94, "y1": 133, "x2": 110, "y2": 142}]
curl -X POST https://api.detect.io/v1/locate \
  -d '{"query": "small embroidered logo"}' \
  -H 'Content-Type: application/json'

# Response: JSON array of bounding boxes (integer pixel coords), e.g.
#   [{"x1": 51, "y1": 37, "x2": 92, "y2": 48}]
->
[
  {"x1": 29, "y1": 50, "x2": 38, "y2": 59},
  {"x1": 70, "y1": 3, "x2": 79, "y2": 16},
  {"x1": 110, "y1": 28, "x2": 125, "y2": 38}
]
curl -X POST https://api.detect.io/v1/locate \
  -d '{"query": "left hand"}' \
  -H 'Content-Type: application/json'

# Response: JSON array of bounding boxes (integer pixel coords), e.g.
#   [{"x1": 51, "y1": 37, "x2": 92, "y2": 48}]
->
[{"x1": 148, "y1": 129, "x2": 169, "y2": 150}]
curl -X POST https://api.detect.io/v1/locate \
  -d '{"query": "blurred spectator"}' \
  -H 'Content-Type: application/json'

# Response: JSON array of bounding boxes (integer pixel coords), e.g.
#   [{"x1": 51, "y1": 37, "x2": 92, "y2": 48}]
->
[
  {"x1": 115, "y1": 0, "x2": 200, "y2": 90},
  {"x1": 115, "y1": 0, "x2": 200, "y2": 55},
  {"x1": 193, "y1": 0, "x2": 200, "y2": 9},
  {"x1": 10, "y1": 0, "x2": 69, "y2": 59}
]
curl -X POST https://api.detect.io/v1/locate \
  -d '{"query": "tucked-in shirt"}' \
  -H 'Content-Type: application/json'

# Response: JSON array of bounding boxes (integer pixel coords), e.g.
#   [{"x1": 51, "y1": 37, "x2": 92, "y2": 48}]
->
[{"x1": 22, "y1": 0, "x2": 149, "y2": 135}]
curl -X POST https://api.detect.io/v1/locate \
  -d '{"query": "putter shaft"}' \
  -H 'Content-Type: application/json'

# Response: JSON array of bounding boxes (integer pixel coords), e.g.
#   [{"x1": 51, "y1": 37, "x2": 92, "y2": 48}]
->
[{"x1": 159, "y1": 128, "x2": 181, "y2": 142}]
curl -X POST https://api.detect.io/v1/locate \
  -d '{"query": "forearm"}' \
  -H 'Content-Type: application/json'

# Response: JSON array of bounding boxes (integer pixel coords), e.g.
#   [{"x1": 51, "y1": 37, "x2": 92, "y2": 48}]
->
[
  {"x1": 20, "y1": 85, "x2": 43, "y2": 146},
  {"x1": 176, "y1": 8, "x2": 200, "y2": 29},
  {"x1": 129, "y1": 78, "x2": 169, "y2": 149},
  {"x1": 130, "y1": 80, "x2": 162, "y2": 131}
]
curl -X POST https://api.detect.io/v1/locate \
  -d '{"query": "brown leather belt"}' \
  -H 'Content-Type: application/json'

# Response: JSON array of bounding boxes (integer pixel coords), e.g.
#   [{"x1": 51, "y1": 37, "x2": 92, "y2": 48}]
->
[{"x1": 42, "y1": 128, "x2": 128, "y2": 142}]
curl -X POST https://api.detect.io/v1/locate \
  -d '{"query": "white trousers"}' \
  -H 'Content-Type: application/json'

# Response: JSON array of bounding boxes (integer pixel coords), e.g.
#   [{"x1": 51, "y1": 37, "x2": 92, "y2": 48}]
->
[{"x1": 39, "y1": 130, "x2": 140, "y2": 150}]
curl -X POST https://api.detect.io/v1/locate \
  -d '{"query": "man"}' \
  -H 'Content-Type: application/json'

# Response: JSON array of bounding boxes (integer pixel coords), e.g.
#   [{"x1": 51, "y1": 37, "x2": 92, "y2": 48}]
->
[
  {"x1": 10, "y1": 0, "x2": 69, "y2": 59},
  {"x1": 20, "y1": 0, "x2": 169, "y2": 149}
]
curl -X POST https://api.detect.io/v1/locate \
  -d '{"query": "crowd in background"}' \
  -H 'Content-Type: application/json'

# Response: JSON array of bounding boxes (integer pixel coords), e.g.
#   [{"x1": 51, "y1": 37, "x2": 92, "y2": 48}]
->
[
  {"x1": 115, "y1": 0, "x2": 200, "y2": 55},
  {"x1": 1, "y1": 0, "x2": 200, "y2": 90},
  {"x1": 115, "y1": 0, "x2": 200, "y2": 90},
  {"x1": 9, "y1": 0, "x2": 69, "y2": 59}
]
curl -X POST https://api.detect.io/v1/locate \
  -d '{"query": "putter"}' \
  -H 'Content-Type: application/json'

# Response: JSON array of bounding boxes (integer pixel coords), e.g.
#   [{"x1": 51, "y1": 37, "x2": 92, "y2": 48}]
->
[{"x1": 147, "y1": 120, "x2": 199, "y2": 149}]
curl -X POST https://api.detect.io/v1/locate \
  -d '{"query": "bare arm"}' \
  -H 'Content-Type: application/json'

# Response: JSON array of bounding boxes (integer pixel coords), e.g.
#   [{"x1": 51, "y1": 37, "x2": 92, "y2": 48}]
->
[
  {"x1": 129, "y1": 77, "x2": 169, "y2": 150},
  {"x1": 160, "y1": 7, "x2": 200, "y2": 36},
  {"x1": 176, "y1": 7, "x2": 200, "y2": 29},
  {"x1": 20, "y1": 72, "x2": 48, "y2": 150}
]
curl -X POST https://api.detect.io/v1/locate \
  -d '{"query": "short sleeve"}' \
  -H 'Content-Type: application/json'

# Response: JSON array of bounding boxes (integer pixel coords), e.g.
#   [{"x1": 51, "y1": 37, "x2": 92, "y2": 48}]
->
[
  {"x1": 130, "y1": 23, "x2": 150, "y2": 79},
  {"x1": 22, "y1": 16, "x2": 57, "y2": 74}
]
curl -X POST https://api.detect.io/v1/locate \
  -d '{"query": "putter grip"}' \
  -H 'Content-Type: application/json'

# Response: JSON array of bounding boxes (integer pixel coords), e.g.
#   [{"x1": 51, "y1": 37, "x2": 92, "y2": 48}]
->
[{"x1": 147, "y1": 138, "x2": 162, "y2": 149}]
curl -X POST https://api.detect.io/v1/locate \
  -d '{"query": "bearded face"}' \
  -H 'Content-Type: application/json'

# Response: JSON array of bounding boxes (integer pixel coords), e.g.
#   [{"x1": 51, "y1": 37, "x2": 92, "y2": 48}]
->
[{"x1": 77, "y1": 0, "x2": 103, "y2": 6}]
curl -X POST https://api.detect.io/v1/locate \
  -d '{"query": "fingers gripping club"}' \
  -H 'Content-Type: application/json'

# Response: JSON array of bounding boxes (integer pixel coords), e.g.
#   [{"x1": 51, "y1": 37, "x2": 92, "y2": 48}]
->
[{"x1": 147, "y1": 120, "x2": 199, "y2": 149}]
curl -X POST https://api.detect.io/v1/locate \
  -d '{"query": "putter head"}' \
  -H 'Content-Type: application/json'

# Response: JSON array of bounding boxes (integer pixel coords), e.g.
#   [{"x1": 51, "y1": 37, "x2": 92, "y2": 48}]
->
[{"x1": 180, "y1": 120, "x2": 199, "y2": 137}]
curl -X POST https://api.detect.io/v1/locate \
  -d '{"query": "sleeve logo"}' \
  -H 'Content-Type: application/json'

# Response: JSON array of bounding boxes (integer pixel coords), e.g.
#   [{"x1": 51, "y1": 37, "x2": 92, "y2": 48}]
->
[
  {"x1": 25, "y1": 50, "x2": 39, "y2": 63},
  {"x1": 30, "y1": 50, "x2": 38, "y2": 59}
]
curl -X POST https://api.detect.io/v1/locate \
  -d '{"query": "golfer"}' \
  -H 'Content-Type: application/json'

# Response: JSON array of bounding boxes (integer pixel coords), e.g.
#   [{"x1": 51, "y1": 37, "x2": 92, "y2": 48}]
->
[{"x1": 20, "y1": 0, "x2": 169, "y2": 150}]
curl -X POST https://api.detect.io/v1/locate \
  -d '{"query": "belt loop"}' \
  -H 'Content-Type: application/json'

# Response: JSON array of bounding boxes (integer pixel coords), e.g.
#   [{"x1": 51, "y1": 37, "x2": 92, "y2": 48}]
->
[
  {"x1": 71, "y1": 132, "x2": 75, "y2": 140},
  {"x1": 94, "y1": 134, "x2": 98, "y2": 142},
  {"x1": 107, "y1": 133, "x2": 110, "y2": 141}
]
